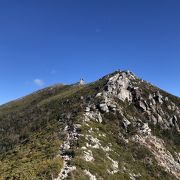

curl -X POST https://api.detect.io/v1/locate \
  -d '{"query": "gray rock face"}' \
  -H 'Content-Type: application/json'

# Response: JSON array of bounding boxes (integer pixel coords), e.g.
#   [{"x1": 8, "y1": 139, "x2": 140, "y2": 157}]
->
[
  {"x1": 74, "y1": 71, "x2": 180, "y2": 179},
  {"x1": 99, "y1": 103, "x2": 109, "y2": 113},
  {"x1": 108, "y1": 104, "x2": 117, "y2": 111},
  {"x1": 169, "y1": 115, "x2": 180, "y2": 132},
  {"x1": 82, "y1": 71, "x2": 180, "y2": 179},
  {"x1": 123, "y1": 118, "x2": 131, "y2": 132},
  {"x1": 149, "y1": 94, "x2": 156, "y2": 106},
  {"x1": 157, "y1": 114, "x2": 163, "y2": 124},
  {"x1": 155, "y1": 91, "x2": 163, "y2": 104},
  {"x1": 149, "y1": 94, "x2": 153, "y2": 100},
  {"x1": 133, "y1": 87, "x2": 141, "y2": 101},
  {"x1": 151, "y1": 115, "x2": 158, "y2": 125},
  {"x1": 85, "y1": 107, "x2": 90, "y2": 112},
  {"x1": 170, "y1": 115, "x2": 177, "y2": 126},
  {"x1": 138, "y1": 123, "x2": 151, "y2": 135},
  {"x1": 139, "y1": 100, "x2": 147, "y2": 111},
  {"x1": 175, "y1": 153, "x2": 180, "y2": 164},
  {"x1": 104, "y1": 72, "x2": 134, "y2": 102},
  {"x1": 132, "y1": 134, "x2": 180, "y2": 179},
  {"x1": 91, "y1": 71, "x2": 179, "y2": 132}
]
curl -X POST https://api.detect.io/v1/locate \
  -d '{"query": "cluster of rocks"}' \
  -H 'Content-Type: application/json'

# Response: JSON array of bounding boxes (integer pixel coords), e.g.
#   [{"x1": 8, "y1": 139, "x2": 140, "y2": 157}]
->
[
  {"x1": 83, "y1": 72, "x2": 136, "y2": 121},
  {"x1": 150, "y1": 94, "x2": 179, "y2": 131},
  {"x1": 132, "y1": 134, "x2": 180, "y2": 179},
  {"x1": 104, "y1": 72, "x2": 133, "y2": 102},
  {"x1": 175, "y1": 152, "x2": 180, "y2": 164},
  {"x1": 106, "y1": 153, "x2": 119, "y2": 174},
  {"x1": 129, "y1": 173, "x2": 141, "y2": 180},
  {"x1": 84, "y1": 170, "x2": 97, "y2": 180},
  {"x1": 82, "y1": 71, "x2": 179, "y2": 179},
  {"x1": 81, "y1": 124, "x2": 119, "y2": 176},
  {"x1": 55, "y1": 123, "x2": 79, "y2": 180},
  {"x1": 122, "y1": 118, "x2": 131, "y2": 132},
  {"x1": 83, "y1": 70, "x2": 180, "y2": 135},
  {"x1": 103, "y1": 71, "x2": 138, "y2": 102},
  {"x1": 84, "y1": 106, "x2": 103, "y2": 123},
  {"x1": 170, "y1": 115, "x2": 180, "y2": 132},
  {"x1": 83, "y1": 149, "x2": 94, "y2": 162},
  {"x1": 82, "y1": 129, "x2": 112, "y2": 153},
  {"x1": 131, "y1": 87, "x2": 180, "y2": 132},
  {"x1": 57, "y1": 70, "x2": 180, "y2": 179},
  {"x1": 132, "y1": 89, "x2": 160, "y2": 112},
  {"x1": 136, "y1": 121, "x2": 151, "y2": 136}
]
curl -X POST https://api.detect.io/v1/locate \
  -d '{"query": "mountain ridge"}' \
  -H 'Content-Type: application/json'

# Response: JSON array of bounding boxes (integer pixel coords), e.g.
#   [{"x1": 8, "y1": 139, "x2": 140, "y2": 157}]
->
[
  {"x1": 1, "y1": 70, "x2": 179, "y2": 107},
  {"x1": 0, "y1": 70, "x2": 179, "y2": 180}
]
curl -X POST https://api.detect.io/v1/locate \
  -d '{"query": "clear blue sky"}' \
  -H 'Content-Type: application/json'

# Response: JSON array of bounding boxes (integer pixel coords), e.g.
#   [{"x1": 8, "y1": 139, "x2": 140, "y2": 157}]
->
[{"x1": 0, "y1": 0, "x2": 180, "y2": 105}]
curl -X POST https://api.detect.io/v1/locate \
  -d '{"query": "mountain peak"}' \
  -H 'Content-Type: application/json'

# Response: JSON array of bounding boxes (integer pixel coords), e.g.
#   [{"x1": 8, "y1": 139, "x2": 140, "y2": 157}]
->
[{"x1": 0, "y1": 71, "x2": 180, "y2": 180}]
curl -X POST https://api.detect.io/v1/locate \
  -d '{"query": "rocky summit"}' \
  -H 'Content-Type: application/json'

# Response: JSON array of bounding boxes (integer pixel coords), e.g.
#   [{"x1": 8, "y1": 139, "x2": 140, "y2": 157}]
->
[{"x1": 0, "y1": 70, "x2": 180, "y2": 180}]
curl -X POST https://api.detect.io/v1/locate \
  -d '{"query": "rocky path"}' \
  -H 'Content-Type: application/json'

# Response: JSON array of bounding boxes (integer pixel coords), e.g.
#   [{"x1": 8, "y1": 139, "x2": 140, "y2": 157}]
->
[{"x1": 54, "y1": 122, "x2": 78, "y2": 180}]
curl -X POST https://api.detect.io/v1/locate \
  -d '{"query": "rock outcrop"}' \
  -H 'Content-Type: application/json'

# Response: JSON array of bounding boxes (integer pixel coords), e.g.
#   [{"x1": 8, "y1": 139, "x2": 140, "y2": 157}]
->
[
  {"x1": 132, "y1": 134, "x2": 180, "y2": 179},
  {"x1": 75, "y1": 70, "x2": 180, "y2": 179}
]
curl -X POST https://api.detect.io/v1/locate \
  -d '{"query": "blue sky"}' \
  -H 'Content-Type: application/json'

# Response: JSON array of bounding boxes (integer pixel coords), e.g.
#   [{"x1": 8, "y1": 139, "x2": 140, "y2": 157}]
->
[{"x1": 0, "y1": 0, "x2": 180, "y2": 104}]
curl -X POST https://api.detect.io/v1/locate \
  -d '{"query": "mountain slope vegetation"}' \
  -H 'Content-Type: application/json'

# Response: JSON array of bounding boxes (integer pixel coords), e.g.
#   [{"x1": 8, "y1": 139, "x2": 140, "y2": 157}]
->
[{"x1": 0, "y1": 71, "x2": 179, "y2": 180}]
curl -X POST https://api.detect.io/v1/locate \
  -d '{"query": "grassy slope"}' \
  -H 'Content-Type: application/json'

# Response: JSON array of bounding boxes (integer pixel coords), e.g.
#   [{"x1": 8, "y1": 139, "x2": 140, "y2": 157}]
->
[
  {"x1": 0, "y1": 84, "x2": 79, "y2": 179},
  {"x1": 0, "y1": 123, "x2": 62, "y2": 179},
  {"x1": 0, "y1": 78, "x2": 107, "y2": 179}
]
